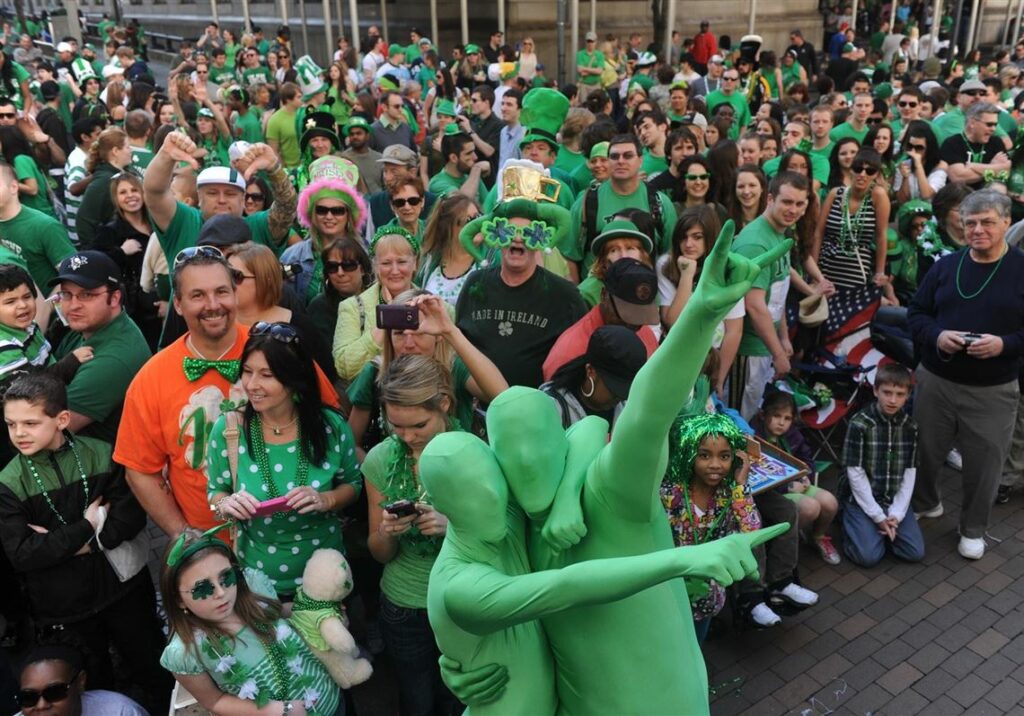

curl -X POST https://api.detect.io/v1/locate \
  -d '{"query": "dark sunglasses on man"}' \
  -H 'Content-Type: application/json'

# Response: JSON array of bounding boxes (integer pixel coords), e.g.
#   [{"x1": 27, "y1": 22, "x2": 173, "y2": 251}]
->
[{"x1": 16, "y1": 672, "x2": 81, "y2": 709}]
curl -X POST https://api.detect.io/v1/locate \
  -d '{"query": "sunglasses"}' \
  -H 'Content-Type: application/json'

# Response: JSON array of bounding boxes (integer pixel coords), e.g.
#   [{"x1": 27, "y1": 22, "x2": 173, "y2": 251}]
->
[
  {"x1": 15, "y1": 672, "x2": 80, "y2": 708},
  {"x1": 229, "y1": 268, "x2": 255, "y2": 284},
  {"x1": 867, "y1": 117, "x2": 883, "y2": 124},
  {"x1": 252, "y1": 321, "x2": 300, "y2": 343},
  {"x1": 906, "y1": 143, "x2": 927, "y2": 151},
  {"x1": 975, "y1": 120, "x2": 998, "y2": 127},
  {"x1": 391, "y1": 196, "x2": 423, "y2": 208},
  {"x1": 723, "y1": 76, "x2": 739, "y2": 81},
  {"x1": 173, "y1": 245, "x2": 224, "y2": 270},
  {"x1": 315, "y1": 205, "x2": 349, "y2": 216},
  {"x1": 325, "y1": 259, "x2": 360, "y2": 274},
  {"x1": 685, "y1": 173, "x2": 710, "y2": 181},
  {"x1": 851, "y1": 164, "x2": 879, "y2": 175},
  {"x1": 898, "y1": 101, "x2": 918, "y2": 108},
  {"x1": 244, "y1": 192, "x2": 265, "y2": 202},
  {"x1": 963, "y1": 90, "x2": 986, "y2": 97},
  {"x1": 182, "y1": 566, "x2": 238, "y2": 600},
  {"x1": 608, "y1": 151, "x2": 638, "y2": 161}
]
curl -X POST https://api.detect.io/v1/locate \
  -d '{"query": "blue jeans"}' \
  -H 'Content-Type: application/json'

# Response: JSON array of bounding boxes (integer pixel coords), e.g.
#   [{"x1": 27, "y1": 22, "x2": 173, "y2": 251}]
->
[
  {"x1": 842, "y1": 499, "x2": 925, "y2": 567},
  {"x1": 378, "y1": 594, "x2": 460, "y2": 716}
]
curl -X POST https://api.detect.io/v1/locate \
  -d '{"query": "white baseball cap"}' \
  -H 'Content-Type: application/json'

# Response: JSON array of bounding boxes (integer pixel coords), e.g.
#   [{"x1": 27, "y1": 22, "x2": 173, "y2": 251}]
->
[
  {"x1": 56, "y1": 42, "x2": 73, "y2": 53},
  {"x1": 197, "y1": 166, "x2": 247, "y2": 191}
]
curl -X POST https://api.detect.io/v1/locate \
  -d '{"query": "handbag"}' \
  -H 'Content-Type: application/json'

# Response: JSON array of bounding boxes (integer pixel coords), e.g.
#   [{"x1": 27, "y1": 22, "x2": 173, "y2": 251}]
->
[{"x1": 94, "y1": 506, "x2": 151, "y2": 583}]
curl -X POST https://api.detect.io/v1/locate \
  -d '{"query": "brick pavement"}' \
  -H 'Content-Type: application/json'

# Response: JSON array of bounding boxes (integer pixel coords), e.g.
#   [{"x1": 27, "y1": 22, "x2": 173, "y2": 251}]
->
[{"x1": 707, "y1": 466, "x2": 1024, "y2": 716}]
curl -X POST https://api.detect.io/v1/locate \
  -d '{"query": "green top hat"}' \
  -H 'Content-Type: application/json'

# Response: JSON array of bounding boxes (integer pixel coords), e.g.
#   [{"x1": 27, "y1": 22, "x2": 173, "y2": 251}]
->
[
  {"x1": 435, "y1": 98, "x2": 457, "y2": 117},
  {"x1": 519, "y1": 87, "x2": 570, "y2": 150},
  {"x1": 342, "y1": 115, "x2": 371, "y2": 136},
  {"x1": 301, "y1": 111, "x2": 341, "y2": 153}
]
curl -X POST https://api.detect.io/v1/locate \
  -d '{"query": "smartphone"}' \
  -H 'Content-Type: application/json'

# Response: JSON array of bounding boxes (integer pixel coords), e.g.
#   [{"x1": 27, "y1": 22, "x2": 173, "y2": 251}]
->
[
  {"x1": 376, "y1": 304, "x2": 419, "y2": 331},
  {"x1": 384, "y1": 499, "x2": 419, "y2": 517},
  {"x1": 746, "y1": 436, "x2": 762, "y2": 461},
  {"x1": 252, "y1": 496, "x2": 291, "y2": 517}
]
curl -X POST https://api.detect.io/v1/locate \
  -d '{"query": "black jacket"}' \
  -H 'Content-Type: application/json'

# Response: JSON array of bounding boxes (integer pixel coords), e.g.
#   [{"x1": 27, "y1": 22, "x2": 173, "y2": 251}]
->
[{"x1": 0, "y1": 434, "x2": 147, "y2": 624}]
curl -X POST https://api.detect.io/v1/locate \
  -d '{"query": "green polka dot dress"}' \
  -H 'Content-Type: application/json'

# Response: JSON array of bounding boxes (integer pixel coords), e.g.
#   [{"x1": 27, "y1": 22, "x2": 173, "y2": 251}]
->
[{"x1": 206, "y1": 409, "x2": 361, "y2": 595}]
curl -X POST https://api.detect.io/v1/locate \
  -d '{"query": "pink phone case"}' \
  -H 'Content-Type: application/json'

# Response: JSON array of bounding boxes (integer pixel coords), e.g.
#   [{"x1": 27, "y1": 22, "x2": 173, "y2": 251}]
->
[{"x1": 252, "y1": 496, "x2": 291, "y2": 517}]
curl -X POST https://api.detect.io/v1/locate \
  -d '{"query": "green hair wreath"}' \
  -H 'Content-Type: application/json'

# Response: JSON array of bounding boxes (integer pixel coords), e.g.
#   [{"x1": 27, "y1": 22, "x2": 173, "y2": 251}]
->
[{"x1": 371, "y1": 225, "x2": 422, "y2": 257}]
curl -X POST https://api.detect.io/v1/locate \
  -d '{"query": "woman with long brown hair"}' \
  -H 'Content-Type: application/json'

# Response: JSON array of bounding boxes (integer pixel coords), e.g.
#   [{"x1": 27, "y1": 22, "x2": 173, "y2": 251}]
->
[{"x1": 415, "y1": 193, "x2": 482, "y2": 305}]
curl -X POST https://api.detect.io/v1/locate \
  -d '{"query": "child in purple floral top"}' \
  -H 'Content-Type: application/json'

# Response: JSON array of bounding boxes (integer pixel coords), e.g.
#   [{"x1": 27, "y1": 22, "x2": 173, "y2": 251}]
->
[{"x1": 661, "y1": 413, "x2": 761, "y2": 642}]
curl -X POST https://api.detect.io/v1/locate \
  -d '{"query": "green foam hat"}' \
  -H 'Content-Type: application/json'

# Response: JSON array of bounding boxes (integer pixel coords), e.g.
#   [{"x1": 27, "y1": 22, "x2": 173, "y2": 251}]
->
[
  {"x1": 293, "y1": 54, "x2": 326, "y2": 100},
  {"x1": 444, "y1": 123, "x2": 466, "y2": 137},
  {"x1": 591, "y1": 219, "x2": 654, "y2": 256},
  {"x1": 519, "y1": 87, "x2": 570, "y2": 150},
  {"x1": 342, "y1": 115, "x2": 371, "y2": 136},
  {"x1": 435, "y1": 98, "x2": 457, "y2": 117}
]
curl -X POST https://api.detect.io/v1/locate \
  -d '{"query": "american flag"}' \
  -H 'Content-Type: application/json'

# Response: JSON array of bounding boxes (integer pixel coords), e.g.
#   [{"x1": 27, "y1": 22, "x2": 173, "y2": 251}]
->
[{"x1": 824, "y1": 285, "x2": 883, "y2": 342}]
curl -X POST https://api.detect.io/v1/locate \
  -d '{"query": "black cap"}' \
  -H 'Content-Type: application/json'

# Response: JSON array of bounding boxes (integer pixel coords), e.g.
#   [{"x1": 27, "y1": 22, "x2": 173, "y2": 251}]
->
[
  {"x1": 198, "y1": 214, "x2": 252, "y2": 248},
  {"x1": 604, "y1": 258, "x2": 659, "y2": 326},
  {"x1": 40, "y1": 80, "x2": 60, "y2": 100},
  {"x1": 48, "y1": 251, "x2": 122, "y2": 289},
  {"x1": 587, "y1": 325, "x2": 647, "y2": 400}
]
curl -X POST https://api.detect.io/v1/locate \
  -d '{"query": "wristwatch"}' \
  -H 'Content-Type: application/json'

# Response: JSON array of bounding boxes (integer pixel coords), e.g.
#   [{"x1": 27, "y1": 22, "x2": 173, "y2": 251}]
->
[{"x1": 282, "y1": 702, "x2": 294, "y2": 715}]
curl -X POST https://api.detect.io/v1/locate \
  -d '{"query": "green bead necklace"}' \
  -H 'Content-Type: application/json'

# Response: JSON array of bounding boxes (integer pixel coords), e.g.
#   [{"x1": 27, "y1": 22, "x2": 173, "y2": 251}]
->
[
  {"x1": 956, "y1": 245, "x2": 1007, "y2": 300},
  {"x1": 838, "y1": 187, "x2": 872, "y2": 256},
  {"x1": 24, "y1": 440, "x2": 89, "y2": 526},
  {"x1": 249, "y1": 415, "x2": 309, "y2": 501},
  {"x1": 254, "y1": 624, "x2": 290, "y2": 700}
]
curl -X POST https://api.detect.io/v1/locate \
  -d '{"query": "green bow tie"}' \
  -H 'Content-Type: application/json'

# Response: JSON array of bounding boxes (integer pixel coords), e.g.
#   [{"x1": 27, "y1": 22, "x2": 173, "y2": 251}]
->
[{"x1": 182, "y1": 356, "x2": 241, "y2": 383}]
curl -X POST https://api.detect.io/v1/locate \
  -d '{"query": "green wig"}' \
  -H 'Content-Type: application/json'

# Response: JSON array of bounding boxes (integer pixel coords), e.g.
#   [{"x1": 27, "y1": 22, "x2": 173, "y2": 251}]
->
[{"x1": 665, "y1": 413, "x2": 747, "y2": 487}]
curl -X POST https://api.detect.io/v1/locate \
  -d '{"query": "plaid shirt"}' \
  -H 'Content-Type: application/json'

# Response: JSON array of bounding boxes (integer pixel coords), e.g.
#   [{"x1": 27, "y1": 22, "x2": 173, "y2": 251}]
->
[{"x1": 842, "y1": 401, "x2": 918, "y2": 507}]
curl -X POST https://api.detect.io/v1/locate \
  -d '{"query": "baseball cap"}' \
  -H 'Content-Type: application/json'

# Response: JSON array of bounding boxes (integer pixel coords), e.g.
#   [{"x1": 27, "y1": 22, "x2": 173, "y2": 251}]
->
[
  {"x1": 388, "y1": 43, "x2": 405, "y2": 57},
  {"x1": 586, "y1": 325, "x2": 648, "y2": 400},
  {"x1": 376, "y1": 144, "x2": 418, "y2": 167},
  {"x1": 198, "y1": 214, "x2": 252, "y2": 248},
  {"x1": 196, "y1": 166, "x2": 247, "y2": 191},
  {"x1": 56, "y1": 41, "x2": 73, "y2": 53},
  {"x1": 604, "y1": 258, "x2": 659, "y2": 326},
  {"x1": 683, "y1": 112, "x2": 708, "y2": 130},
  {"x1": 960, "y1": 79, "x2": 986, "y2": 93},
  {"x1": 585, "y1": 31, "x2": 598, "y2": 42},
  {"x1": 49, "y1": 251, "x2": 122, "y2": 289},
  {"x1": 465, "y1": 43, "x2": 481, "y2": 54},
  {"x1": 197, "y1": 107, "x2": 215, "y2": 119},
  {"x1": 709, "y1": 54, "x2": 724, "y2": 65}
]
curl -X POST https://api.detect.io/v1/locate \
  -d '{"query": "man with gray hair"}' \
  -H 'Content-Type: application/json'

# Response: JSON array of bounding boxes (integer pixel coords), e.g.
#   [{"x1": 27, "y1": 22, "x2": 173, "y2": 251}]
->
[
  {"x1": 941, "y1": 103, "x2": 1012, "y2": 190},
  {"x1": 908, "y1": 190, "x2": 1024, "y2": 559}
]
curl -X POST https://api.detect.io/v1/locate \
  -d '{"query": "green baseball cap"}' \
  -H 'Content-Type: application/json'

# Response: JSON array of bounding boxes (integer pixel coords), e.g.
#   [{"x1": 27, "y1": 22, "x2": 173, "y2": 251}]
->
[{"x1": 465, "y1": 43, "x2": 481, "y2": 54}]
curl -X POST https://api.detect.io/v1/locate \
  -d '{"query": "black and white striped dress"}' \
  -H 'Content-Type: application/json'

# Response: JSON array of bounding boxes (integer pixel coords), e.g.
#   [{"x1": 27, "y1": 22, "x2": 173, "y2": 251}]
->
[{"x1": 819, "y1": 186, "x2": 877, "y2": 289}]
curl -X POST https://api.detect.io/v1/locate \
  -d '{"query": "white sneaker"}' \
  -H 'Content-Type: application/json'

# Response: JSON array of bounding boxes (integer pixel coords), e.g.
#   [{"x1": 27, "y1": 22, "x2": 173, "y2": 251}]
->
[
  {"x1": 946, "y1": 449, "x2": 963, "y2": 471},
  {"x1": 750, "y1": 602, "x2": 782, "y2": 627},
  {"x1": 772, "y1": 582, "x2": 820, "y2": 608},
  {"x1": 914, "y1": 503, "x2": 944, "y2": 519},
  {"x1": 958, "y1": 536, "x2": 985, "y2": 560}
]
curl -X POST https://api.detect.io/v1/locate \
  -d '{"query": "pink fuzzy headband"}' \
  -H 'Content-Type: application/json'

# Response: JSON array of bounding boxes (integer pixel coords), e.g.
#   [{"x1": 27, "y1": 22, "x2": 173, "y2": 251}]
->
[{"x1": 297, "y1": 179, "x2": 368, "y2": 232}]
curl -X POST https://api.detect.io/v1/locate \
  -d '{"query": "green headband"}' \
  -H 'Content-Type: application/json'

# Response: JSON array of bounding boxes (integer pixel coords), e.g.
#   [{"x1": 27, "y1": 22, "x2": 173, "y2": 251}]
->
[
  {"x1": 459, "y1": 199, "x2": 570, "y2": 262},
  {"x1": 166, "y1": 523, "x2": 232, "y2": 569},
  {"x1": 371, "y1": 225, "x2": 421, "y2": 256}
]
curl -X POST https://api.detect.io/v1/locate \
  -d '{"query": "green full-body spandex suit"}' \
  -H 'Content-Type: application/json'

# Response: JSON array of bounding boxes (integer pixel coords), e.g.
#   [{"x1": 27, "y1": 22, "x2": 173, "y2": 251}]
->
[{"x1": 418, "y1": 222, "x2": 792, "y2": 716}]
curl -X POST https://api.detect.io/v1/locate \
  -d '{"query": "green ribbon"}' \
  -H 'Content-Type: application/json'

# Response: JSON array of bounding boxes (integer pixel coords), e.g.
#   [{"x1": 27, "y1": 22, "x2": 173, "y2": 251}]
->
[{"x1": 182, "y1": 357, "x2": 241, "y2": 383}]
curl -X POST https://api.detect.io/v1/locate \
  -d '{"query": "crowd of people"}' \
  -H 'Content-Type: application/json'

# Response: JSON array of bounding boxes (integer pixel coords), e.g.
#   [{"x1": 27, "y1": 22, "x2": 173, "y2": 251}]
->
[{"x1": 0, "y1": 2, "x2": 1020, "y2": 714}]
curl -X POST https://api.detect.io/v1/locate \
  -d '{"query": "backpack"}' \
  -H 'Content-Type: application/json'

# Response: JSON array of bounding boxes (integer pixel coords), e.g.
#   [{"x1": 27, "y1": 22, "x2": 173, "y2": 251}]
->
[{"x1": 581, "y1": 181, "x2": 664, "y2": 260}]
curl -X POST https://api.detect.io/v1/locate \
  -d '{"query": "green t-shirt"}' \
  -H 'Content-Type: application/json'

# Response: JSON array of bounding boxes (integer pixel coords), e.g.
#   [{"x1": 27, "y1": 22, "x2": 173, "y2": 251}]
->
[
  {"x1": 156, "y1": 202, "x2": 280, "y2": 267},
  {"x1": 0, "y1": 61, "x2": 30, "y2": 109},
  {"x1": 362, "y1": 436, "x2": 444, "y2": 608},
  {"x1": 234, "y1": 107, "x2": 265, "y2": 144},
  {"x1": 200, "y1": 134, "x2": 231, "y2": 169},
  {"x1": 13, "y1": 155, "x2": 54, "y2": 218},
  {"x1": 0, "y1": 206, "x2": 75, "y2": 289},
  {"x1": 641, "y1": 149, "x2": 669, "y2": 177},
  {"x1": 240, "y1": 65, "x2": 274, "y2": 89},
  {"x1": 732, "y1": 215, "x2": 791, "y2": 357},
  {"x1": 577, "y1": 275, "x2": 603, "y2": 308},
  {"x1": 705, "y1": 89, "x2": 752, "y2": 140},
  {"x1": 54, "y1": 311, "x2": 152, "y2": 443},
  {"x1": 206, "y1": 409, "x2": 361, "y2": 595},
  {"x1": 566, "y1": 181, "x2": 677, "y2": 272},
  {"x1": 781, "y1": 62, "x2": 804, "y2": 91},
  {"x1": 810, "y1": 142, "x2": 834, "y2": 162},
  {"x1": 576, "y1": 50, "x2": 605, "y2": 86},
  {"x1": 130, "y1": 146, "x2": 153, "y2": 172},
  {"x1": 554, "y1": 147, "x2": 586, "y2": 176},
  {"x1": 209, "y1": 64, "x2": 236, "y2": 86},
  {"x1": 265, "y1": 107, "x2": 302, "y2": 168},
  {"x1": 569, "y1": 162, "x2": 594, "y2": 194},
  {"x1": 428, "y1": 168, "x2": 487, "y2": 205},
  {"x1": 829, "y1": 121, "x2": 870, "y2": 144}
]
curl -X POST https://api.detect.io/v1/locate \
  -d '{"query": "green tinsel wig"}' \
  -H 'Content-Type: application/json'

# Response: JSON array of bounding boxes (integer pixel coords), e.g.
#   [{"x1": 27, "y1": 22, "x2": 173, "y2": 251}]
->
[{"x1": 665, "y1": 413, "x2": 747, "y2": 486}]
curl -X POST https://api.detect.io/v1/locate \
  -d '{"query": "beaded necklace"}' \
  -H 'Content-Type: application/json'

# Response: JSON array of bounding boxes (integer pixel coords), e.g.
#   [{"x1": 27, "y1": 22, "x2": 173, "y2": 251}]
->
[
  {"x1": 682, "y1": 482, "x2": 729, "y2": 545},
  {"x1": 24, "y1": 440, "x2": 89, "y2": 526},
  {"x1": 956, "y1": 244, "x2": 1008, "y2": 300},
  {"x1": 961, "y1": 131, "x2": 985, "y2": 164},
  {"x1": 249, "y1": 415, "x2": 309, "y2": 500},
  {"x1": 837, "y1": 187, "x2": 873, "y2": 256}
]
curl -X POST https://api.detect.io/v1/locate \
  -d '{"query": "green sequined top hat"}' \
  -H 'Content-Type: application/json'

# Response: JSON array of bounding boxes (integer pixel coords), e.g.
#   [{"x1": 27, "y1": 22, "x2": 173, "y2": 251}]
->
[
  {"x1": 300, "y1": 111, "x2": 341, "y2": 153},
  {"x1": 519, "y1": 87, "x2": 570, "y2": 150}
]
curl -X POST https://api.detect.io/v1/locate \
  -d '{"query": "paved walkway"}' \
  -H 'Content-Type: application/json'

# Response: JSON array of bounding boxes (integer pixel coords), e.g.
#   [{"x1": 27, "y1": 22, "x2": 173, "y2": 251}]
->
[{"x1": 707, "y1": 466, "x2": 1024, "y2": 716}]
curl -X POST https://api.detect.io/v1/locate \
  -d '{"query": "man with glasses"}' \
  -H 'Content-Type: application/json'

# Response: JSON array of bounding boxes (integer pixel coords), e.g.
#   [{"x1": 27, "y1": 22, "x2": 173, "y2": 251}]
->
[
  {"x1": 0, "y1": 161, "x2": 75, "y2": 290},
  {"x1": 931, "y1": 79, "x2": 1011, "y2": 145},
  {"x1": 370, "y1": 91, "x2": 416, "y2": 153},
  {"x1": 705, "y1": 69, "x2": 751, "y2": 140},
  {"x1": 48, "y1": 251, "x2": 151, "y2": 443},
  {"x1": 908, "y1": 191, "x2": 1024, "y2": 559},
  {"x1": 456, "y1": 85, "x2": 503, "y2": 179},
  {"x1": 943, "y1": 103, "x2": 1011, "y2": 190},
  {"x1": 565, "y1": 134, "x2": 676, "y2": 282},
  {"x1": 116, "y1": 244, "x2": 338, "y2": 538},
  {"x1": 238, "y1": 47, "x2": 272, "y2": 89},
  {"x1": 891, "y1": 86, "x2": 923, "y2": 142},
  {"x1": 829, "y1": 92, "x2": 873, "y2": 144}
]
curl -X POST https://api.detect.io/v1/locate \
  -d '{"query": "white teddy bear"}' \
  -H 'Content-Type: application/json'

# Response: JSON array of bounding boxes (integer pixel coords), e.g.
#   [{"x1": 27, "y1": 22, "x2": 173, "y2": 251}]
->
[{"x1": 289, "y1": 548, "x2": 373, "y2": 688}]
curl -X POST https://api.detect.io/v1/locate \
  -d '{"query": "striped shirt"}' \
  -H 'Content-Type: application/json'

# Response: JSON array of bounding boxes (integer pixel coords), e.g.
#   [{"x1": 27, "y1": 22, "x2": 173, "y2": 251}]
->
[
  {"x1": 0, "y1": 321, "x2": 50, "y2": 380},
  {"x1": 819, "y1": 186, "x2": 878, "y2": 289},
  {"x1": 64, "y1": 146, "x2": 88, "y2": 246}
]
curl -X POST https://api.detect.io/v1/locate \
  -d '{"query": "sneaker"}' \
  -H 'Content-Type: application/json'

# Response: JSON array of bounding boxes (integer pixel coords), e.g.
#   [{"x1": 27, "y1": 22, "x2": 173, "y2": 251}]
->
[
  {"x1": 814, "y1": 535, "x2": 841, "y2": 565},
  {"x1": 997, "y1": 485, "x2": 1011, "y2": 505},
  {"x1": 958, "y1": 536, "x2": 985, "y2": 560},
  {"x1": 749, "y1": 602, "x2": 782, "y2": 627},
  {"x1": 945, "y1": 449, "x2": 963, "y2": 471},
  {"x1": 914, "y1": 503, "x2": 944, "y2": 519},
  {"x1": 771, "y1": 582, "x2": 819, "y2": 609}
]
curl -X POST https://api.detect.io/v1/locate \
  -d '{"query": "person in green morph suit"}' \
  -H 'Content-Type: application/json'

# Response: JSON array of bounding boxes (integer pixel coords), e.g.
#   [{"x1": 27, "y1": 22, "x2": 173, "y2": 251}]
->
[{"x1": 434, "y1": 220, "x2": 793, "y2": 714}]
